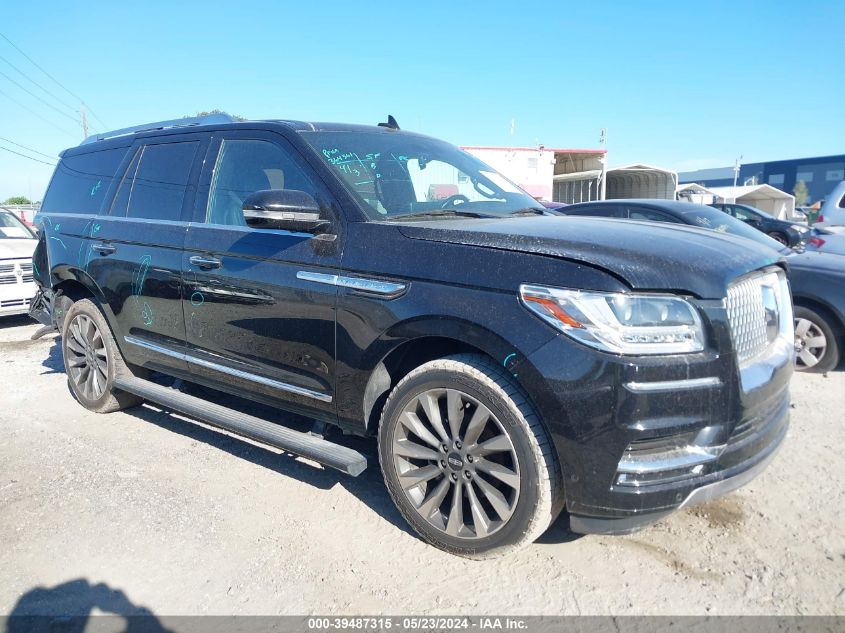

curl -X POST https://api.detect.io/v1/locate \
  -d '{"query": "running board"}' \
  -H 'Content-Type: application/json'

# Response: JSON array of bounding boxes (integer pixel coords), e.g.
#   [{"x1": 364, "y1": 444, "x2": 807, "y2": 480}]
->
[{"x1": 113, "y1": 376, "x2": 367, "y2": 476}]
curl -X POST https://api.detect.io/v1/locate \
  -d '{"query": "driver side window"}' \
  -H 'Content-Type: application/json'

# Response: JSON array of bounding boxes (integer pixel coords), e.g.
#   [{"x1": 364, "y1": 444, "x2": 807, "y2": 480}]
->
[{"x1": 206, "y1": 138, "x2": 318, "y2": 226}]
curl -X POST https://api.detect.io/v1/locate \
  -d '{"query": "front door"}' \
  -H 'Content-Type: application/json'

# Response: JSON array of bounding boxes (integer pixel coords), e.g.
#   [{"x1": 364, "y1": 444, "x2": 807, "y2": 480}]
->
[{"x1": 182, "y1": 131, "x2": 341, "y2": 421}]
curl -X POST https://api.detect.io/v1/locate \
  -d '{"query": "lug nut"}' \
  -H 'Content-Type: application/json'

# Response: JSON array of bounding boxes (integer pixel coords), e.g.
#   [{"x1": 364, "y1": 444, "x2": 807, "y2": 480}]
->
[
  {"x1": 450, "y1": 472, "x2": 458, "y2": 481},
  {"x1": 455, "y1": 440, "x2": 462, "y2": 450},
  {"x1": 464, "y1": 471, "x2": 472, "y2": 479},
  {"x1": 466, "y1": 455, "x2": 473, "y2": 463},
  {"x1": 439, "y1": 460, "x2": 447, "y2": 469},
  {"x1": 440, "y1": 444, "x2": 448, "y2": 453}
]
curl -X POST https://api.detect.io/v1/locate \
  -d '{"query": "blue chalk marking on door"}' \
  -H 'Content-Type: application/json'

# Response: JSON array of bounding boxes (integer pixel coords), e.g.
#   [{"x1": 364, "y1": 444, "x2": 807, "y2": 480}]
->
[
  {"x1": 190, "y1": 292, "x2": 205, "y2": 307},
  {"x1": 503, "y1": 353, "x2": 516, "y2": 367}
]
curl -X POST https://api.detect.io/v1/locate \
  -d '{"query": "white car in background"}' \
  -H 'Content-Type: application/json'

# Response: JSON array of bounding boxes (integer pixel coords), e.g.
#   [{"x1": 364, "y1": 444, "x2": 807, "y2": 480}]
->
[
  {"x1": 816, "y1": 181, "x2": 845, "y2": 233},
  {"x1": 0, "y1": 208, "x2": 37, "y2": 317}
]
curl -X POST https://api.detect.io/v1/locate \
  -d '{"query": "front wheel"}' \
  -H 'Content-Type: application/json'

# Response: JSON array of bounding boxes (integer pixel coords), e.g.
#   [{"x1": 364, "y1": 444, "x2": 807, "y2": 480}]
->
[
  {"x1": 794, "y1": 306, "x2": 840, "y2": 373},
  {"x1": 378, "y1": 354, "x2": 563, "y2": 558},
  {"x1": 62, "y1": 298, "x2": 145, "y2": 413},
  {"x1": 767, "y1": 231, "x2": 789, "y2": 245}
]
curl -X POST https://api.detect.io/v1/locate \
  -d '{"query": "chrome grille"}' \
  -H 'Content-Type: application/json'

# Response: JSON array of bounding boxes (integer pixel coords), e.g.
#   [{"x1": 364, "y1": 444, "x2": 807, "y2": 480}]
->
[
  {"x1": 0, "y1": 264, "x2": 13, "y2": 273},
  {"x1": 726, "y1": 270, "x2": 789, "y2": 366}
]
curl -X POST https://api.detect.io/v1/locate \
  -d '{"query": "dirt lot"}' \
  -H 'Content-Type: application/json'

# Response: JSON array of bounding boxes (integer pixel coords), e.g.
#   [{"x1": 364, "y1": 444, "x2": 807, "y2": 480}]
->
[{"x1": 1, "y1": 314, "x2": 843, "y2": 617}]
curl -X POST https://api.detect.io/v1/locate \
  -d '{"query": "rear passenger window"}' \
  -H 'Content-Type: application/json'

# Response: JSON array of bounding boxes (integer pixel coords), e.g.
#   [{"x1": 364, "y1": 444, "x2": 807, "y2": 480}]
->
[
  {"x1": 112, "y1": 141, "x2": 198, "y2": 220},
  {"x1": 41, "y1": 147, "x2": 128, "y2": 214}
]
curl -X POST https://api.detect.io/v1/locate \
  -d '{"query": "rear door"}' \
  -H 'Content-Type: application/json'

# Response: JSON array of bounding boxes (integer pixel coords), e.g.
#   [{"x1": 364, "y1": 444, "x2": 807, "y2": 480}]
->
[
  {"x1": 88, "y1": 134, "x2": 208, "y2": 373},
  {"x1": 182, "y1": 130, "x2": 342, "y2": 420}
]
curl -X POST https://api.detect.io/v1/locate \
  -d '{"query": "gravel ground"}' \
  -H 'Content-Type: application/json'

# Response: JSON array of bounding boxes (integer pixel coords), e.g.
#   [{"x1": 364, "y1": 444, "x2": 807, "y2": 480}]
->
[{"x1": 1, "y1": 314, "x2": 843, "y2": 617}]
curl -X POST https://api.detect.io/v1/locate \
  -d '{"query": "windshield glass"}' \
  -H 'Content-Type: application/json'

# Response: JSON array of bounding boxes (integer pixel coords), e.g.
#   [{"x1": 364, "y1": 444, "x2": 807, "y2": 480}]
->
[
  {"x1": 300, "y1": 131, "x2": 543, "y2": 220},
  {"x1": 0, "y1": 211, "x2": 35, "y2": 239},
  {"x1": 680, "y1": 205, "x2": 788, "y2": 253}
]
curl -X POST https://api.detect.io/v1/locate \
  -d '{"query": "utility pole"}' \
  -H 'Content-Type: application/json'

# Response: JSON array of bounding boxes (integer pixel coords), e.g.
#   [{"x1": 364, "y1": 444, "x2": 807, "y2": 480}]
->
[
  {"x1": 599, "y1": 128, "x2": 608, "y2": 200},
  {"x1": 733, "y1": 155, "x2": 743, "y2": 188},
  {"x1": 80, "y1": 105, "x2": 89, "y2": 139}
]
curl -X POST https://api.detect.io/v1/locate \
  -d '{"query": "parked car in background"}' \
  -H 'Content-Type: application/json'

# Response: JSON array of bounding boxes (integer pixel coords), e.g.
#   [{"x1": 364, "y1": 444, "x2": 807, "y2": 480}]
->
[
  {"x1": 806, "y1": 229, "x2": 845, "y2": 257},
  {"x1": 562, "y1": 199, "x2": 844, "y2": 372},
  {"x1": 816, "y1": 181, "x2": 845, "y2": 231},
  {"x1": 0, "y1": 208, "x2": 37, "y2": 317},
  {"x1": 30, "y1": 115, "x2": 793, "y2": 557},
  {"x1": 708, "y1": 202, "x2": 810, "y2": 247},
  {"x1": 790, "y1": 207, "x2": 809, "y2": 223}
]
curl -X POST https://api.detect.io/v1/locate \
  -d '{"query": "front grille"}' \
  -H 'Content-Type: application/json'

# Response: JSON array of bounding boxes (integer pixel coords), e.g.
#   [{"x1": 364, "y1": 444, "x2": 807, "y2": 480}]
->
[
  {"x1": 0, "y1": 276, "x2": 17, "y2": 285},
  {"x1": 21, "y1": 274, "x2": 33, "y2": 283},
  {"x1": 19, "y1": 263, "x2": 32, "y2": 272},
  {"x1": 726, "y1": 272, "x2": 777, "y2": 365},
  {"x1": 0, "y1": 264, "x2": 13, "y2": 273},
  {"x1": 0, "y1": 298, "x2": 29, "y2": 308}
]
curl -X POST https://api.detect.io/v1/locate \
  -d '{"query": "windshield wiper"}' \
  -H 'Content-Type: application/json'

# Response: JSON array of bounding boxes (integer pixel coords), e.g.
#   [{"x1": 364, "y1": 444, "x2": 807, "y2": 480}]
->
[
  {"x1": 386, "y1": 209, "x2": 496, "y2": 222},
  {"x1": 507, "y1": 207, "x2": 547, "y2": 216}
]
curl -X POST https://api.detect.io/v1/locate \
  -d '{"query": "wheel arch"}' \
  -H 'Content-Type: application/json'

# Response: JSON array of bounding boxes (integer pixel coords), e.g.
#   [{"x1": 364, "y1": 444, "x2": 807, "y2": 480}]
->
[{"x1": 360, "y1": 317, "x2": 545, "y2": 434}]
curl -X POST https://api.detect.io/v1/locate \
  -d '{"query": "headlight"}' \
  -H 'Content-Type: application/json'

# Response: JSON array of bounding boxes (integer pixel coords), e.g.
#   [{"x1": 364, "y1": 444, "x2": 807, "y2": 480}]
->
[{"x1": 519, "y1": 285, "x2": 705, "y2": 355}]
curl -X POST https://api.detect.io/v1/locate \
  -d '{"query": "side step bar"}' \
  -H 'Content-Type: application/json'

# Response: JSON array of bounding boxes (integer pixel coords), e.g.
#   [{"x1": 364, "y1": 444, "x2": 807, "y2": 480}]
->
[{"x1": 113, "y1": 376, "x2": 367, "y2": 476}]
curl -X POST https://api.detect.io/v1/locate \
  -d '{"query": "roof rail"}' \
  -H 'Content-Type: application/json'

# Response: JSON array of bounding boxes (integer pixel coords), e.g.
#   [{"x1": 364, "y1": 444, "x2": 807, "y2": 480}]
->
[{"x1": 80, "y1": 113, "x2": 235, "y2": 145}]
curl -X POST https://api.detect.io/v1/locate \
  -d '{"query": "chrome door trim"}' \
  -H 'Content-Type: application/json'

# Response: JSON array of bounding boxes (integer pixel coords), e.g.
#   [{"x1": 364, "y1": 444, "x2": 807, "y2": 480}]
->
[
  {"x1": 123, "y1": 335, "x2": 332, "y2": 403},
  {"x1": 296, "y1": 271, "x2": 406, "y2": 298}
]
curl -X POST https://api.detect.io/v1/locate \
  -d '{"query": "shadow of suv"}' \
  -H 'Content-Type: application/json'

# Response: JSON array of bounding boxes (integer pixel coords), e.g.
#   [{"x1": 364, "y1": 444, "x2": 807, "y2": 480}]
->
[{"x1": 30, "y1": 114, "x2": 793, "y2": 558}]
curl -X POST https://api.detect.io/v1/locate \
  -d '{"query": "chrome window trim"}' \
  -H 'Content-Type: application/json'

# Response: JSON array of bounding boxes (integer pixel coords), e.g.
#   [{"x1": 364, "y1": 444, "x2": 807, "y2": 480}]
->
[
  {"x1": 624, "y1": 377, "x2": 722, "y2": 393},
  {"x1": 296, "y1": 271, "x2": 406, "y2": 297},
  {"x1": 123, "y1": 335, "x2": 332, "y2": 403}
]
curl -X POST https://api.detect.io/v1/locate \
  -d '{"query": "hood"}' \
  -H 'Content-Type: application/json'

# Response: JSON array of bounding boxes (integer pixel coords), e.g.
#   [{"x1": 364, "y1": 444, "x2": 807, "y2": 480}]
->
[
  {"x1": 398, "y1": 216, "x2": 783, "y2": 299},
  {"x1": 0, "y1": 238, "x2": 37, "y2": 260}
]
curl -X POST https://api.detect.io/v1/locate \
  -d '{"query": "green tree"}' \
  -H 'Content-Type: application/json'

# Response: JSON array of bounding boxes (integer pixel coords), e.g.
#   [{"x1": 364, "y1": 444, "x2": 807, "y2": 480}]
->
[
  {"x1": 187, "y1": 109, "x2": 246, "y2": 122},
  {"x1": 793, "y1": 180, "x2": 809, "y2": 207},
  {"x1": 3, "y1": 196, "x2": 31, "y2": 205}
]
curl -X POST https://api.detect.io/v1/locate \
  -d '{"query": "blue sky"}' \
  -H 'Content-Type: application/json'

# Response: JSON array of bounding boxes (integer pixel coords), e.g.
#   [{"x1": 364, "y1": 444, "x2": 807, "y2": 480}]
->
[{"x1": 1, "y1": 0, "x2": 843, "y2": 201}]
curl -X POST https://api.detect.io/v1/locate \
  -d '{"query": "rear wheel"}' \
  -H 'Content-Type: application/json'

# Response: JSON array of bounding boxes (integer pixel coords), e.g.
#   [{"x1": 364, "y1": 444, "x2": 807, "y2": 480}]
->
[
  {"x1": 378, "y1": 354, "x2": 562, "y2": 558},
  {"x1": 794, "y1": 306, "x2": 840, "y2": 373},
  {"x1": 62, "y1": 298, "x2": 145, "y2": 412}
]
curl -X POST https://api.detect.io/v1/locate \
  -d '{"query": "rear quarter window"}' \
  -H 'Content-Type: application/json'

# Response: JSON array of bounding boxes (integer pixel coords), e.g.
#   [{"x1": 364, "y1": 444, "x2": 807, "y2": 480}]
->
[{"x1": 40, "y1": 147, "x2": 129, "y2": 215}]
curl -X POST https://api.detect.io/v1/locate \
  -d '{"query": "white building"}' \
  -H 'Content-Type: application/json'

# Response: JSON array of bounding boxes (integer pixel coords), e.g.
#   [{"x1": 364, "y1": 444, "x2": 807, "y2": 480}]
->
[{"x1": 461, "y1": 146, "x2": 607, "y2": 202}]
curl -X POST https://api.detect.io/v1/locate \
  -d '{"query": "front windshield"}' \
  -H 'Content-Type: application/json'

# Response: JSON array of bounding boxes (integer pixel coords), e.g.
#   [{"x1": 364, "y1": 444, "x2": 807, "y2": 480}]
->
[
  {"x1": 680, "y1": 205, "x2": 788, "y2": 253},
  {"x1": 0, "y1": 211, "x2": 35, "y2": 239},
  {"x1": 300, "y1": 131, "x2": 543, "y2": 220}
]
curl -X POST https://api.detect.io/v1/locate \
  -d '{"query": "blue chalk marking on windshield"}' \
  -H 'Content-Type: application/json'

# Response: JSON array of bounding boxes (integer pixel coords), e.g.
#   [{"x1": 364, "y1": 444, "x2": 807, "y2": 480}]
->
[{"x1": 90, "y1": 180, "x2": 102, "y2": 196}]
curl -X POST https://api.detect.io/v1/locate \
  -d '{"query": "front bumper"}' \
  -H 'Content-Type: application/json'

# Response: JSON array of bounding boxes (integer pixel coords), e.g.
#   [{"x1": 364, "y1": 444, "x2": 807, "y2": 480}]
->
[{"x1": 517, "y1": 298, "x2": 793, "y2": 535}]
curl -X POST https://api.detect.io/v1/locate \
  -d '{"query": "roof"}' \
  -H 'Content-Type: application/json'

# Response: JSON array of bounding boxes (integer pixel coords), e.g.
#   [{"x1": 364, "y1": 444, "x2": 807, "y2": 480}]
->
[
  {"x1": 608, "y1": 163, "x2": 677, "y2": 175},
  {"x1": 461, "y1": 146, "x2": 606, "y2": 154},
  {"x1": 708, "y1": 184, "x2": 794, "y2": 200},
  {"x1": 566, "y1": 198, "x2": 707, "y2": 213}
]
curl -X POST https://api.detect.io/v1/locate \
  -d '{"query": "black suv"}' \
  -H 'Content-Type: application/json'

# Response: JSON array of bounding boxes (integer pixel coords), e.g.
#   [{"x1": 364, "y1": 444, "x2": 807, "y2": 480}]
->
[
  {"x1": 709, "y1": 202, "x2": 809, "y2": 247},
  {"x1": 31, "y1": 115, "x2": 793, "y2": 558}
]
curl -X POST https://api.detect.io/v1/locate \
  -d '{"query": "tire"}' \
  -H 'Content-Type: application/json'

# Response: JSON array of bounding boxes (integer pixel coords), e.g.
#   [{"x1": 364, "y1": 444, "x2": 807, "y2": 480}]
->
[
  {"x1": 767, "y1": 231, "x2": 788, "y2": 246},
  {"x1": 378, "y1": 354, "x2": 563, "y2": 558},
  {"x1": 794, "y1": 306, "x2": 840, "y2": 373},
  {"x1": 61, "y1": 298, "x2": 145, "y2": 413}
]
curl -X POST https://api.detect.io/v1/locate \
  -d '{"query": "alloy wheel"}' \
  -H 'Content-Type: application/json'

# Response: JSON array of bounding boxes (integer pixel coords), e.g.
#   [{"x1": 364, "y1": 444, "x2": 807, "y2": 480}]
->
[
  {"x1": 392, "y1": 388, "x2": 520, "y2": 539},
  {"x1": 65, "y1": 314, "x2": 109, "y2": 400},
  {"x1": 794, "y1": 317, "x2": 827, "y2": 369}
]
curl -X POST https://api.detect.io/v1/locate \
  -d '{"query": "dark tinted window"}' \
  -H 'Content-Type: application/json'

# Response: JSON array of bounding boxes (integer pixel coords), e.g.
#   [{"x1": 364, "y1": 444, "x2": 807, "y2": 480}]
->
[
  {"x1": 207, "y1": 138, "x2": 318, "y2": 226},
  {"x1": 109, "y1": 148, "x2": 142, "y2": 216},
  {"x1": 626, "y1": 206, "x2": 681, "y2": 223},
  {"x1": 41, "y1": 147, "x2": 128, "y2": 214},
  {"x1": 565, "y1": 204, "x2": 624, "y2": 218},
  {"x1": 117, "y1": 142, "x2": 198, "y2": 220}
]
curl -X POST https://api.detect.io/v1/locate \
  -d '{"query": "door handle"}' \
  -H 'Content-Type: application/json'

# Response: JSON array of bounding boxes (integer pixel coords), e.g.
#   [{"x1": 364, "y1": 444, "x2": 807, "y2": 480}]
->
[
  {"x1": 189, "y1": 255, "x2": 222, "y2": 269},
  {"x1": 91, "y1": 242, "x2": 116, "y2": 255}
]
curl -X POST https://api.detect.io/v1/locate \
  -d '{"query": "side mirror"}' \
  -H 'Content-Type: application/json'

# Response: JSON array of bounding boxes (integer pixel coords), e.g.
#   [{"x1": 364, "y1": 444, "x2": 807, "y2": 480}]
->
[{"x1": 242, "y1": 189, "x2": 330, "y2": 233}]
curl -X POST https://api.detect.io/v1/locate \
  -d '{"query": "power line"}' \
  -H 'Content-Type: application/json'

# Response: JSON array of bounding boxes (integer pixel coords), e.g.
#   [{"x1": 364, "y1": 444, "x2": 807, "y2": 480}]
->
[
  {"x1": 0, "y1": 136, "x2": 55, "y2": 160},
  {"x1": 0, "y1": 87, "x2": 78, "y2": 138},
  {"x1": 0, "y1": 144, "x2": 56, "y2": 166},
  {"x1": 0, "y1": 68, "x2": 79, "y2": 123},
  {"x1": 0, "y1": 32, "x2": 109, "y2": 129},
  {"x1": 0, "y1": 52, "x2": 77, "y2": 112}
]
